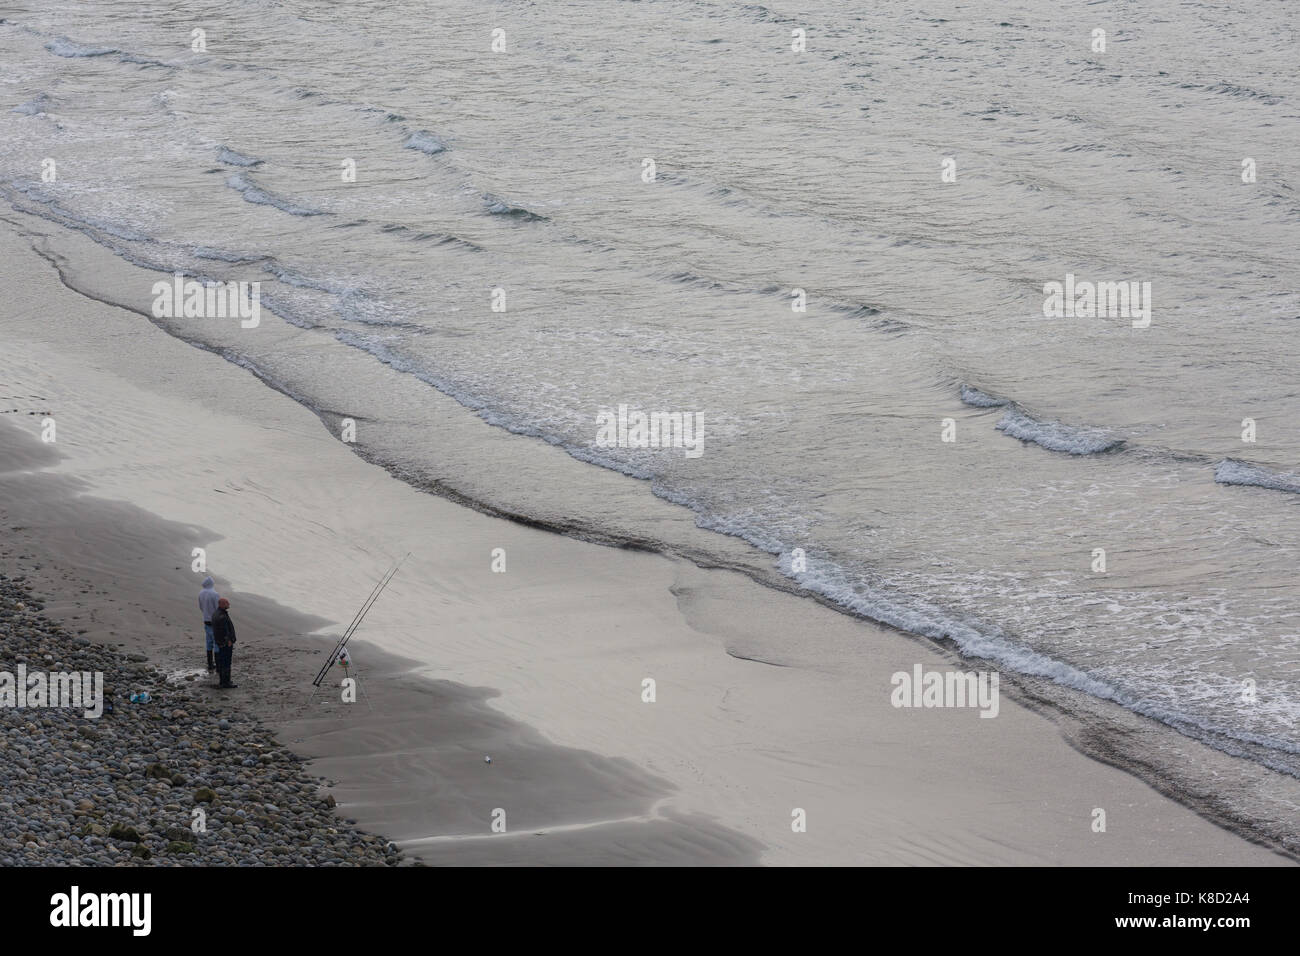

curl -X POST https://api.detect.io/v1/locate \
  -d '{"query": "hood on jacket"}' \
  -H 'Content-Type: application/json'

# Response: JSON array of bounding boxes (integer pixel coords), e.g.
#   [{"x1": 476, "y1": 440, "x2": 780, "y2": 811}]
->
[{"x1": 201, "y1": 576, "x2": 215, "y2": 589}]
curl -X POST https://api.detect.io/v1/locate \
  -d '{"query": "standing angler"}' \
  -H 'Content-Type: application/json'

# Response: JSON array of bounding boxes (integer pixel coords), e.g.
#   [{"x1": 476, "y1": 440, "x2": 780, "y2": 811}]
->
[
  {"x1": 211, "y1": 597, "x2": 238, "y2": 689},
  {"x1": 198, "y1": 576, "x2": 221, "y2": 673}
]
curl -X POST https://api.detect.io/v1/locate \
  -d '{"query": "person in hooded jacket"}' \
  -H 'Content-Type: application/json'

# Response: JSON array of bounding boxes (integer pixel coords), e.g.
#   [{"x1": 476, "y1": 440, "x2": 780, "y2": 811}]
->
[
  {"x1": 211, "y1": 597, "x2": 238, "y2": 689},
  {"x1": 198, "y1": 576, "x2": 221, "y2": 672}
]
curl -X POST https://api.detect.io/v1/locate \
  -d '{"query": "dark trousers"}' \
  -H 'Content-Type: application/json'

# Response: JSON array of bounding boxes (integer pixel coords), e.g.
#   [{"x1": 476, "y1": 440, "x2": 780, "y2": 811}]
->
[{"x1": 216, "y1": 645, "x2": 234, "y2": 685}]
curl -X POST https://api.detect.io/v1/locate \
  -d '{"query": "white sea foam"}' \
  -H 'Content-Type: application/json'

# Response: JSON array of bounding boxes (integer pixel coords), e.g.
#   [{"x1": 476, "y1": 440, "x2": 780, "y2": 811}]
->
[
  {"x1": 217, "y1": 147, "x2": 263, "y2": 167},
  {"x1": 995, "y1": 408, "x2": 1123, "y2": 454},
  {"x1": 482, "y1": 194, "x2": 545, "y2": 221},
  {"x1": 959, "y1": 384, "x2": 1009, "y2": 408},
  {"x1": 44, "y1": 36, "x2": 117, "y2": 57},
  {"x1": 403, "y1": 130, "x2": 447, "y2": 155},
  {"x1": 12, "y1": 94, "x2": 53, "y2": 116},
  {"x1": 1214, "y1": 458, "x2": 1300, "y2": 494},
  {"x1": 225, "y1": 174, "x2": 325, "y2": 217}
]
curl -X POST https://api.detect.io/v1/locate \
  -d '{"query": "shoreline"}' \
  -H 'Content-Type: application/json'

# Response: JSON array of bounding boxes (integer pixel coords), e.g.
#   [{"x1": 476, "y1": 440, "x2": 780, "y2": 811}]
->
[
  {"x1": 1, "y1": 216, "x2": 1295, "y2": 865},
  {"x1": 9, "y1": 202, "x2": 1300, "y2": 858}
]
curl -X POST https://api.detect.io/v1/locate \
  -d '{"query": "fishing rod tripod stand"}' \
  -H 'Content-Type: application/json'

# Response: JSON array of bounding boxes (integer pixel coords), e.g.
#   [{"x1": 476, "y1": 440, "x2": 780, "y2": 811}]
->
[{"x1": 310, "y1": 655, "x2": 373, "y2": 713}]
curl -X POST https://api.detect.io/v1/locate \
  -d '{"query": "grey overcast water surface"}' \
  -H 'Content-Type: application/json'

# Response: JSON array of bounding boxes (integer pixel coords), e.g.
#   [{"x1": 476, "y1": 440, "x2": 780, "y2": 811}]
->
[{"x1": 2, "y1": 1, "x2": 1299, "y2": 841}]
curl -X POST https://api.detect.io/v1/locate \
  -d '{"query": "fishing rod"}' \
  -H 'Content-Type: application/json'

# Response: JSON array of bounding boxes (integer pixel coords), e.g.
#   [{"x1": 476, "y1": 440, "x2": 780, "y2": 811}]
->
[
  {"x1": 311, "y1": 554, "x2": 405, "y2": 687},
  {"x1": 312, "y1": 553, "x2": 409, "y2": 687}
]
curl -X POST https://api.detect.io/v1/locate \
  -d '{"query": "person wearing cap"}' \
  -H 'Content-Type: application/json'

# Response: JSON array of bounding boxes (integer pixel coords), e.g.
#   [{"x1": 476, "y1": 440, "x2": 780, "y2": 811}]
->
[{"x1": 211, "y1": 597, "x2": 238, "y2": 689}]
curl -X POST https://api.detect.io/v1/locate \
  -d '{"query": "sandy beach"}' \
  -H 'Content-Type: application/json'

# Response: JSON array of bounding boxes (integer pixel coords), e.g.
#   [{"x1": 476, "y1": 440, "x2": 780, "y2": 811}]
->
[{"x1": 2, "y1": 218, "x2": 1294, "y2": 866}]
